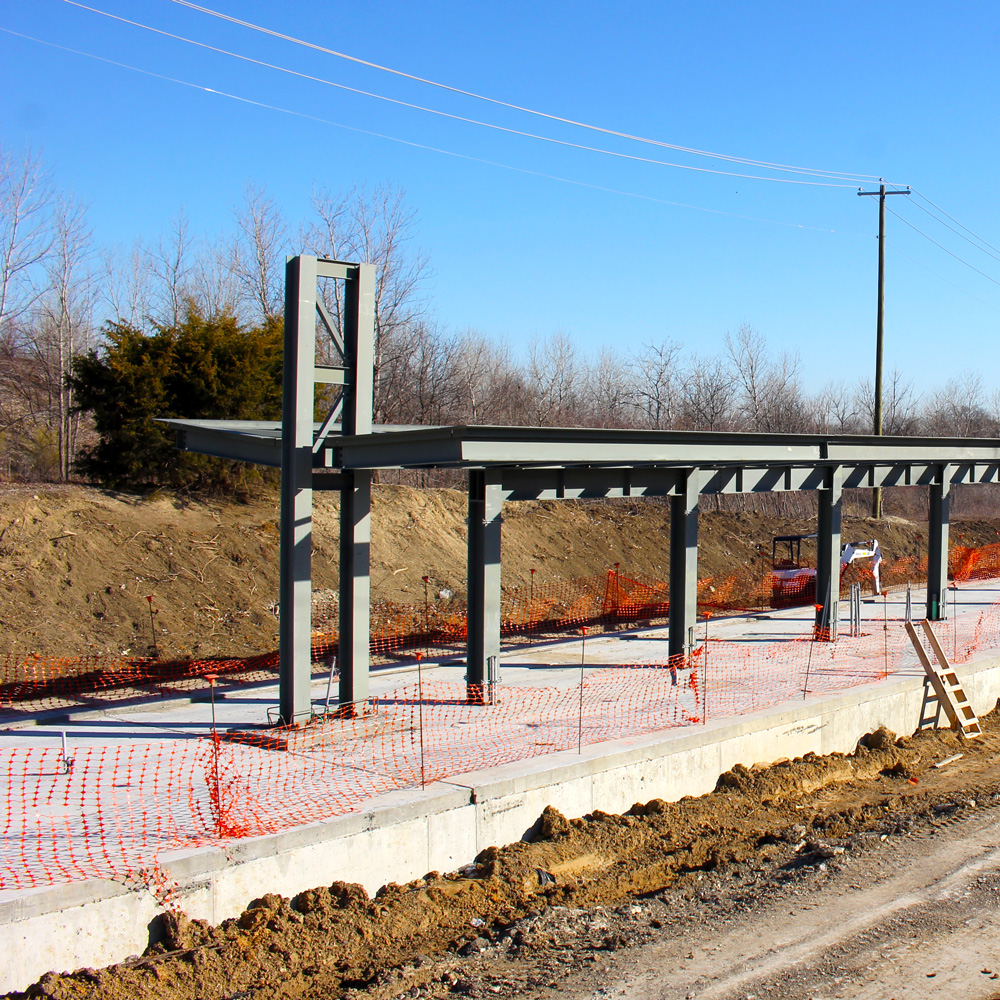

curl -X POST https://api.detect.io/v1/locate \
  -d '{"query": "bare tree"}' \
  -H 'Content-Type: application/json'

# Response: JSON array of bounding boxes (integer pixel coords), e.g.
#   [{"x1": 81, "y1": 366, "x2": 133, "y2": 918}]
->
[
  {"x1": 306, "y1": 184, "x2": 429, "y2": 422},
  {"x1": 923, "y1": 371, "x2": 995, "y2": 437},
  {"x1": 0, "y1": 146, "x2": 53, "y2": 336},
  {"x1": 190, "y1": 236, "x2": 242, "y2": 321},
  {"x1": 678, "y1": 354, "x2": 736, "y2": 430},
  {"x1": 149, "y1": 210, "x2": 193, "y2": 328},
  {"x1": 1, "y1": 195, "x2": 96, "y2": 480},
  {"x1": 725, "y1": 323, "x2": 806, "y2": 432},
  {"x1": 586, "y1": 347, "x2": 635, "y2": 428},
  {"x1": 816, "y1": 380, "x2": 860, "y2": 433},
  {"x1": 630, "y1": 338, "x2": 681, "y2": 428},
  {"x1": 445, "y1": 330, "x2": 530, "y2": 425},
  {"x1": 527, "y1": 331, "x2": 581, "y2": 426},
  {"x1": 853, "y1": 368, "x2": 920, "y2": 435},
  {"x1": 392, "y1": 322, "x2": 451, "y2": 425},
  {"x1": 232, "y1": 183, "x2": 287, "y2": 323},
  {"x1": 32, "y1": 196, "x2": 94, "y2": 479},
  {"x1": 103, "y1": 239, "x2": 152, "y2": 328}
]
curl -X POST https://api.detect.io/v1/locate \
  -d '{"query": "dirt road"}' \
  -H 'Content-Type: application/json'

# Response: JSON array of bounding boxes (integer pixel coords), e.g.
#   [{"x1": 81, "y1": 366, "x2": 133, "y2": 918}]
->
[
  {"x1": 351, "y1": 768, "x2": 1000, "y2": 1000},
  {"x1": 561, "y1": 800, "x2": 1000, "y2": 1000}
]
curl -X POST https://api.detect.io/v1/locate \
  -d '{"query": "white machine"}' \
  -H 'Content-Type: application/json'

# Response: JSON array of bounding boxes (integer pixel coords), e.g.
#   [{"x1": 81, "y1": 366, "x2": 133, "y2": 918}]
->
[{"x1": 771, "y1": 535, "x2": 882, "y2": 606}]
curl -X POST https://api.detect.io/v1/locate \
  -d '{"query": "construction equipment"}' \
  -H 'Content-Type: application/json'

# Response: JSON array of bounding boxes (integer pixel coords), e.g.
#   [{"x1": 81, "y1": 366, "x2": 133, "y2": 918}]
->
[
  {"x1": 771, "y1": 535, "x2": 817, "y2": 606},
  {"x1": 771, "y1": 534, "x2": 883, "y2": 608},
  {"x1": 905, "y1": 620, "x2": 982, "y2": 739},
  {"x1": 842, "y1": 539, "x2": 882, "y2": 594}
]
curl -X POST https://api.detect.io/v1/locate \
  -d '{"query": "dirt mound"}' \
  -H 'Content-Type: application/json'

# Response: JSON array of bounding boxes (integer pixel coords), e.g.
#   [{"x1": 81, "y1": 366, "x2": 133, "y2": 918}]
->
[
  {"x1": 14, "y1": 714, "x2": 1000, "y2": 1000},
  {"x1": 3, "y1": 484, "x2": 994, "y2": 661}
]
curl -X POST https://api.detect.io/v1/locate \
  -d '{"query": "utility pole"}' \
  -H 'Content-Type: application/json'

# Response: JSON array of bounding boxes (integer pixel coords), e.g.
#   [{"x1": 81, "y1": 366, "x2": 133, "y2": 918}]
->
[{"x1": 857, "y1": 181, "x2": 910, "y2": 519}]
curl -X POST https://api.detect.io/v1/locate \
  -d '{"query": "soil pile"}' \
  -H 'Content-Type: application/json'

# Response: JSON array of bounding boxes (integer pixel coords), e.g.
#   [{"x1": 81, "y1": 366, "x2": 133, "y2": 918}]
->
[{"x1": 3, "y1": 484, "x2": 997, "y2": 661}]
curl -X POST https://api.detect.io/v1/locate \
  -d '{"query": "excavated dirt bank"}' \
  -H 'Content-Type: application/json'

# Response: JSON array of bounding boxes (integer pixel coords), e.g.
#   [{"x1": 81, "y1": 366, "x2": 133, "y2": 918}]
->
[
  {"x1": 12, "y1": 714, "x2": 1000, "y2": 1000},
  {"x1": 2, "y1": 483, "x2": 999, "y2": 660}
]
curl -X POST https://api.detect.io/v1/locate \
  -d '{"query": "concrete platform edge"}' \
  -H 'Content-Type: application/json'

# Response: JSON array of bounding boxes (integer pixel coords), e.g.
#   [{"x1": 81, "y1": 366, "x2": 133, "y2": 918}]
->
[{"x1": 2, "y1": 652, "x2": 998, "y2": 991}]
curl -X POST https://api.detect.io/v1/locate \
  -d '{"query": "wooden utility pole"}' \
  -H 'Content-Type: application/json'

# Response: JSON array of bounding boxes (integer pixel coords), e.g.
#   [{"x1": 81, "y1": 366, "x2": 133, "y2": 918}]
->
[{"x1": 858, "y1": 182, "x2": 910, "y2": 519}]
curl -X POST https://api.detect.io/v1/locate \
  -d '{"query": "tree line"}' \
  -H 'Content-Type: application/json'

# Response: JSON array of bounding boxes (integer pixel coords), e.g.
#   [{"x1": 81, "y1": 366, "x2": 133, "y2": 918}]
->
[{"x1": 2, "y1": 145, "x2": 998, "y2": 492}]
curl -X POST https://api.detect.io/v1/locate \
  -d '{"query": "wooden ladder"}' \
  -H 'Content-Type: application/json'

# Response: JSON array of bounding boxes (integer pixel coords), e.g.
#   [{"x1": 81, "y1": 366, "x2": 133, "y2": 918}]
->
[{"x1": 905, "y1": 620, "x2": 982, "y2": 739}]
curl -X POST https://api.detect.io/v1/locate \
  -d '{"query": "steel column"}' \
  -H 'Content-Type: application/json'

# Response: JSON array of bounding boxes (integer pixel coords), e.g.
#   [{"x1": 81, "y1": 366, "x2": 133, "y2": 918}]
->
[
  {"x1": 336, "y1": 261, "x2": 375, "y2": 711},
  {"x1": 814, "y1": 468, "x2": 843, "y2": 640},
  {"x1": 668, "y1": 471, "x2": 700, "y2": 660},
  {"x1": 278, "y1": 255, "x2": 318, "y2": 725},
  {"x1": 467, "y1": 468, "x2": 503, "y2": 703},
  {"x1": 341, "y1": 263, "x2": 375, "y2": 435},
  {"x1": 338, "y1": 469, "x2": 372, "y2": 709},
  {"x1": 927, "y1": 467, "x2": 952, "y2": 621}
]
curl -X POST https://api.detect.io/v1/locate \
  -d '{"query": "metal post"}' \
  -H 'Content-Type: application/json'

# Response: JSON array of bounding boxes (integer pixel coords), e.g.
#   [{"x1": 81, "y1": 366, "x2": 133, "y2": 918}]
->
[
  {"x1": 668, "y1": 471, "x2": 700, "y2": 661},
  {"x1": 467, "y1": 468, "x2": 502, "y2": 703},
  {"x1": 338, "y1": 260, "x2": 375, "y2": 711},
  {"x1": 279, "y1": 255, "x2": 375, "y2": 727},
  {"x1": 341, "y1": 263, "x2": 375, "y2": 437},
  {"x1": 815, "y1": 468, "x2": 843, "y2": 641},
  {"x1": 927, "y1": 467, "x2": 951, "y2": 621},
  {"x1": 338, "y1": 469, "x2": 372, "y2": 710},
  {"x1": 278, "y1": 255, "x2": 318, "y2": 726}
]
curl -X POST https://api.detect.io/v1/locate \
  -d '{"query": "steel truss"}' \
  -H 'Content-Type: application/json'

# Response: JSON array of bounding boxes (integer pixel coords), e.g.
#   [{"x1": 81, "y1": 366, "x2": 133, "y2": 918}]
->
[{"x1": 164, "y1": 256, "x2": 994, "y2": 724}]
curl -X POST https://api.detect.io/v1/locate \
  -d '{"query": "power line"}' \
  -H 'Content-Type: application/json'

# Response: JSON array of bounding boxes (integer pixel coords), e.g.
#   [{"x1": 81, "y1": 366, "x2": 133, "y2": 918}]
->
[
  {"x1": 887, "y1": 206, "x2": 1000, "y2": 289},
  {"x1": 0, "y1": 26, "x2": 871, "y2": 237},
  {"x1": 910, "y1": 190, "x2": 1000, "y2": 260},
  {"x1": 55, "y1": 0, "x2": 872, "y2": 189},
  {"x1": 159, "y1": 0, "x2": 891, "y2": 185},
  {"x1": 885, "y1": 241, "x2": 1000, "y2": 313}
]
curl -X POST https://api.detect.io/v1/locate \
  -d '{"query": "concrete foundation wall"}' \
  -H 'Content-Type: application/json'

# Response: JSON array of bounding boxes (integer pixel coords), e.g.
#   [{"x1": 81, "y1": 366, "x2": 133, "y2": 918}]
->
[{"x1": 3, "y1": 654, "x2": 998, "y2": 992}]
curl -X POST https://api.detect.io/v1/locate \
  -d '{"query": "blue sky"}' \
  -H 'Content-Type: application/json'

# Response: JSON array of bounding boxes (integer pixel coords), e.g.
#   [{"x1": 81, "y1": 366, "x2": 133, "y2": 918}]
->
[{"x1": 2, "y1": 0, "x2": 999, "y2": 394}]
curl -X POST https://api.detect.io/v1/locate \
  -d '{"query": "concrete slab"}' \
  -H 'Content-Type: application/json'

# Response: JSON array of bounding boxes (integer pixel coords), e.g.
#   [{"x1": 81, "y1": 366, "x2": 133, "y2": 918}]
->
[{"x1": 1, "y1": 579, "x2": 998, "y2": 991}]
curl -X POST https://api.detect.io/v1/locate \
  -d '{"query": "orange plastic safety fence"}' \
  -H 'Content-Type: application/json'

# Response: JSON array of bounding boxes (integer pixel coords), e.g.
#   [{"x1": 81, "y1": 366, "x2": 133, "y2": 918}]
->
[
  {"x1": 6, "y1": 541, "x2": 1000, "y2": 713},
  {"x1": 5, "y1": 592, "x2": 1000, "y2": 900}
]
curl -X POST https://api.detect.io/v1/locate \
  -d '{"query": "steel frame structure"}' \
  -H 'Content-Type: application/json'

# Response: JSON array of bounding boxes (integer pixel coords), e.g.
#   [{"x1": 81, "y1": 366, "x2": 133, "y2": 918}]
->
[{"x1": 164, "y1": 255, "x2": 1000, "y2": 725}]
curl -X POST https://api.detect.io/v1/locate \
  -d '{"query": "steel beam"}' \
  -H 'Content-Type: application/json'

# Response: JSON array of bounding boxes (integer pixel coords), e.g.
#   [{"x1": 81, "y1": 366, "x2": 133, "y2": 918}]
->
[
  {"x1": 814, "y1": 468, "x2": 843, "y2": 641},
  {"x1": 338, "y1": 469, "x2": 372, "y2": 709},
  {"x1": 927, "y1": 466, "x2": 952, "y2": 621},
  {"x1": 467, "y1": 468, "x2": 503, "y2": 704},
  {"x1": 331, "y1": 424, "x2": 1000, "y2": 472},
  {"x1": 668, "y1": 471, "x2": 700, "y2": 661},
  {"x1": 278, "y1": 255, "x2": 318, "y2": 725},
  {"x1": 499, "y1": 466, "x2": 681, "y2": 501},
  {"x1": 342, "y1": 264, "x2": 375, "y2": 436}
]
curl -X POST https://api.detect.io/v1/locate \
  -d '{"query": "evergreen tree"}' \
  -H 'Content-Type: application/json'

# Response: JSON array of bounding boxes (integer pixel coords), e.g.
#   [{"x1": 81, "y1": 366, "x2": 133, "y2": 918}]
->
[{"x1": 69, "y1": 308, "x2": 282, "y2": 491}]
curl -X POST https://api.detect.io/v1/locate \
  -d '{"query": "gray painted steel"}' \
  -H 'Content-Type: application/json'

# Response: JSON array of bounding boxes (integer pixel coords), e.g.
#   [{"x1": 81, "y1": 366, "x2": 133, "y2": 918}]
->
[
  {"x1": 467, "y1": 469, "x2": 503, "y2": 700},
  {"x1": 814, "y1": 468, "x2": 843, "y2": 638},
  {"x1": 276, "y1": 256, "x2": 376, "y2": 724},
  {"x1": 163, "y1": 255, "x2": 1000, "y2": 728},
  {"x1": 668, "y1": 471, "x2": 701, "y2": 660},
  {"x1": 339, "y1": 469, "x2": 372, "y2": 706},
  {"x1": 927, "y1": 466, "x2": 952, "y2": 621},
  {"x1": 279, "y1": 255, "x2": 318, "y2": 724},
  {"x1": 163, "y1": 419, "x2": 1000, "y2": 489}
]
